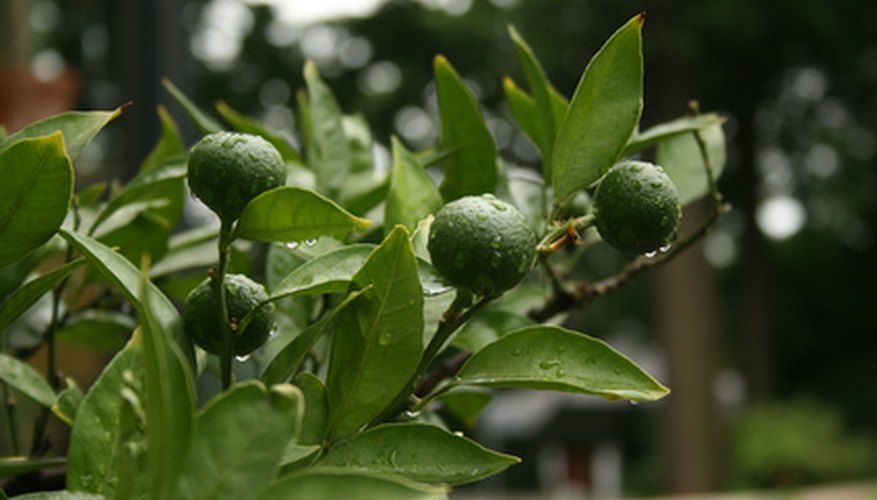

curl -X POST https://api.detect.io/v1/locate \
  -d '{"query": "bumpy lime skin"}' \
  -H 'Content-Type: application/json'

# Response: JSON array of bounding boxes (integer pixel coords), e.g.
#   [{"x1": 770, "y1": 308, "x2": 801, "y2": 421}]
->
[
  {"x1": 183, "y1": 274, "x2": 275, "y2": 356},
  {"x1": 428, "y1": 195, "x2": 537, "y2": 296},
  {"x1": 187, "y1": 132, "x2": 285, "y2": 222},
  {"x1": 593, "y1": 160, "x2": 681, "y2": 255}
]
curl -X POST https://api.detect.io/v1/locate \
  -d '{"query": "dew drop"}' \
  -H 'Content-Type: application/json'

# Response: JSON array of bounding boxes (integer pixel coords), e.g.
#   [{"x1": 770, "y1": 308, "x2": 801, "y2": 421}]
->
[
  {"x1": 489, "y1": 236, "x2": 502, "y2": 249},
  {"x1": 555, "y1": 368, "x2": 566, "y2": 378},
  {"x1": 613, "y1": 367, "x2": 622, "y2": 375},
  {"x1": 489, "y1": 201, "x2": 508, "y2": 212},
  {"x1": 405, "y1": 410, "x2": 421, "y2": 418},
  {"x1": 305, "y1": 238, "x2": 317, "y2": 247},
  {"x1": 452, "y1": 431, "x2": 464, "y2": 437},
  {"x1": 511, "y1": 347, "x2": 522, "y2": 357},
  {"x1": 476, "y1": 213, "x2": 488, "y2": 221},
  {"x1": 539, "y1": 359, "x2": 561, "y2": 369},
  {"x1": 285, "y1": 241, "x2": 300, "y2": 249},
  {"x1": 629, "y1": 400, "x2": 640, "y2": 406},
  {"x1": 235, "y1": 354, "x2": 251, "y2": 362},
  {"x1": 269, "y1": 328, "x2": 278, "y2": 338},
  {"x1": 659, "y1": 243, "x2": 672, "y2": 253},
  {"x1": 644, "y1": 250, "x2": 658, "y2": 258}
]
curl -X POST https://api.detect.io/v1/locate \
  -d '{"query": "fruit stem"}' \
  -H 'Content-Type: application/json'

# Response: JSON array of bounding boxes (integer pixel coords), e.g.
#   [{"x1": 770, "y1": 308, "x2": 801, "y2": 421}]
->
[
  {"x1": 213, "y1": 220, "x2": 235, "y2": 391},
  {"x1": 537, "y1": 213, "x2": 595, "y2": 254}
]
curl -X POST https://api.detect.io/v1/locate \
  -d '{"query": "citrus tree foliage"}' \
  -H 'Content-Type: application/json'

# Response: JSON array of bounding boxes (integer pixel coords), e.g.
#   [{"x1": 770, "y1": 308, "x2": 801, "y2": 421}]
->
[{"x1": 0, "y1": 14, "x2": 728, "y2": 498}]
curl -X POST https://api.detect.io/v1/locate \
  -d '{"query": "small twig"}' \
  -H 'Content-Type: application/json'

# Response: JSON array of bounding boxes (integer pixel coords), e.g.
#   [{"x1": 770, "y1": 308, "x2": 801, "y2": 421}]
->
[
  {"x1": 415, "y1": 350, "x2": 472, "y2": 398},
  {"x1": 213, "y1": 220, "x2": 235, "y2": 391}
]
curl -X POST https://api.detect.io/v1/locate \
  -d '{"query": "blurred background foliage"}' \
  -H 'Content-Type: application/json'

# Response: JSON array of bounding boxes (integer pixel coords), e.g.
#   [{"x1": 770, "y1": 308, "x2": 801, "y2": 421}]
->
[{"x1": 2, "y1": 0, "x2": 876, "y2": 495}]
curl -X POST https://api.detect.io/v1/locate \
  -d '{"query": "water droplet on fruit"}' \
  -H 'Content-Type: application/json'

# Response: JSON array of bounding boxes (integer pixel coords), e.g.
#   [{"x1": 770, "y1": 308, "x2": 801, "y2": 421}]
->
[
  {"x1": 235, "y1": 354, "x2": 251, "y2": 362},
  {"x1": 482, "y1": 193, "x2": 496, "y2": 199},
  {"x1": 305, "y1": 239, "x2": 317, "y2": 246},
  {"x1": 285, "y1": 241, "x2": 300, "y2": 249},
  {"x1": 489, "y1": 201, "x2": 508, "y2": 212},
  {"x1": 490, "y1": 236, "x2": 502, "y2": 249},
  {"x1": 659, "y1": 243, "x2": 672, "y2": 253},
  {"x1": 269, "y1": 328, "x2": 278, "y2": 338},
  {"x1": 629, "y1": 400, "x2": 640, "y2": 406},
  {"x1": 644, "y1": 250, "x2": 658, "y2": 258},
  {"x1": 476, "y1": 213, "x2": 488, "y2": 221}
]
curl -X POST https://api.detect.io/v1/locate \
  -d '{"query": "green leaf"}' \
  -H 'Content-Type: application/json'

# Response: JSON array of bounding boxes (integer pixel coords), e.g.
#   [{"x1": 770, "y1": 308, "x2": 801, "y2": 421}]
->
[
  {"x1": 656, "y1": 123, "x2": 727, "y2": 205},
  {"x1": 76, "y1": 182, "x2": 107, "y2": 207},
  {"x1": 89, "y1": 157, "x2": 186, "y2": 237},
  {"x1": 318, "y1": 422, "x2": 519, "y2": 485},
  {"x1": 66, "y1": 338, "x2": 142, "y2": 496},
  {"x1": 439, "y1": 389, "x2": 492, "y2": 428},
  {"x1": 235, "y1": 186, "x2": 372, "y2": 243},
  {"x1": 294, "y1": 372, "x2": 328, "y2": 446},
  {"x1": 268, "y1": 244, "x2": 373, "y2": 300},
  {"x1": 137, "y1": 264, "x2": 196, "y2": 500},
  {"x1": 140, "y1": 105, "x2": 185, "y2": 171},
  {"x1": 52, "y1": 378, "x2": 85, "y2": 425},
  {"x1": 0, "y1": 258, "x2": 84, "y2": 333},
  {"x1": 10, "y1": 492, "x2": 103, "y2": 500},
  {"x1": 174, "y1": 382, "x2": 303, "y2": 500},
  {"x1": 161, "y1": 78, "x2": 223, "y2": 134},
  {"x1": 279, "y1": 444, "x2": 321, "y2": 473},
  {"x1": 552, "y1": 14, "x2": 644, "y2": 204},
  {"x1": 58, "y1": 229, "x2": 185, "y2": 348},
  {"x1": 261, "y1": 289, "x2": 366, "y2": 386},
  {"x1": 508, "y1": 25, "x2": 567, "y2": 176},
  {"x1": 434, "y1": 55, "x2": 498, "y2": 200},
  {"x1": 0, "y1": 456, "x2": 66, "y2": 479},
  {"x1": 0, "y1": 106, "x2": 124, "y2": 160},
  {"x1": 326, "y1": 227, "x2": 424, "y2": 441},
  {"x1": 56, "y1": 310, "x2": 134, "y2": 352},
  {"x1": 503, "y1": 78, "x2": 542, "y2": 152},
  {"x1": 622, "y1": 113, "x2": 725, "y2": 158},
  {"x1": 385, "y1": 137, "x2": 444, "y2": 231},
  {"x1": 216, "y1": 101, "x2": 302, "y2": 164},
  {"x1": 456, "y1": 325, "x2": 669, "y2": 401},
  {"x1": 0, "y1": 133, "x2": 73, "y2": 268},
  {"x1": 303, "y1": 60, "x2": 350, "y2": 197},
  {"x1": 255, "y1": 469, "x2": 448, "y2": 500},
  {"x1": 0, "y1": 353, "x2": 55, "y2": 408}
]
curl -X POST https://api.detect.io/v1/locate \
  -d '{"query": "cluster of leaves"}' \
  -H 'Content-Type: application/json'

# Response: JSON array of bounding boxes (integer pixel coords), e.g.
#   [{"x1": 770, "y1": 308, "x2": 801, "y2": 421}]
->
[{"x1": 0, "y1": 14, "x2": 726, "y2": 499}]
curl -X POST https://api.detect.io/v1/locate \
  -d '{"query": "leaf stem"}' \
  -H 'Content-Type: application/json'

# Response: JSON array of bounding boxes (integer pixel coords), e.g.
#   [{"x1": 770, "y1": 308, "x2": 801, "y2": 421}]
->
[
  {"x1": 2, "y1": 384, "x2": 20, "y2": 455},
  {"x1": 537, "y1": 213, "x2": 595, "y2": 254},
  {"x1": 373, "y1": 291, "x2": 493, "y2": 424},
  {"x1": 213, "y1": 220, "x2": 235, "y2": 391}
]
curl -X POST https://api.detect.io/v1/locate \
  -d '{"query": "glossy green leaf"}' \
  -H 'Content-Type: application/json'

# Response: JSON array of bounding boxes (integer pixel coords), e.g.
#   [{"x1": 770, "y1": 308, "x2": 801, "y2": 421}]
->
[
  {"x1": 326, "y1": 227, "x2": 424, "y2": 440},
  {"x1": 319, "y1": 423, "x2": 518, "y2": 485},
  {"x1": 656, "y1": 123, "x2": 727, "y2": 205},
  {"x1": 59, "y1": 229, "x2": 184, "y2": 345},
  {"x1": 385, "y1": 137, "x2": 443, "y2": 231},
  {"x1": 174, "y1": 382, "x2": 302, "y2": 500},
  {"x1": 434, "y1": 55, "x2": 498, "y2": 200},
  {"x1": 0, "y1": 457, "x2": 66, "y2": 480},
  {"x1": 0, "y1": 133, "x2": 73, "y2": 268},
  {"x1": 508, "y1": 25, "x2": 566, "y2": 176},
  {"x1": 255, "y1": 469, "x2": 448, "y2": 500},
  {"x1": 52, "y1": 378, "x2": 85, "y2": 425},
  {"x1": 456, "y1": 325, "x2": 669, "y2": 401},
  {"x1": 140, "y1": 105, "x2": 185, "y2": 171},
  {"x1": 439, "y1": 389, "x2": 492, "y2": 428},
  {"x1": 0, "y1": 105, "x2": 124, "y2": 160},
  {"x1": 294, "y1": 372, "x2": 328, "y2": 446},
  {"x1": 162, "y1": 78, "x2": 223, "y2": 134},
  {"x1": 12, "y1": 491, "x2": 104, "y2": 500},
  {"x1": 148, "y1": 240, "x2": 214, "y2": 278},
  {"x1": 279, "y1": 444, "x2": 321, "y2": 473},
  {"x1": 0, "y1": 258, "x2": 84, "y2": 333},
  {"x1": 452, "y1": 308, "x2": 532, "y2": 353},
  {"x1": 552, "y1": 14, "x2": 644, "y2": 204},
  {"x1": 67, "y1": 338, "x2": 142, "y2": 496},
  {"x1": 0, "y1": 353, "x2": 55, "y2": 408},
  {"x1": 235, "y1": 186, "x2": 372, "y2": 243},
  {"x1": 76, "y1": 182, "x2": 108, "y2": 207},
  {"x1": 268, "y1": 244, "x2": 373, "y2": 301},
  {"x1": 216, "y1": 101, "x2": 302, "y2": 164},
  {"x1": 303, "y1": 60, "x2": 350, "y2": 197},
  {"x1": 55, "y1": 310, "x2": 134, "y2": 352},
  {"x1": 137, "y1": 264, "x2": 196, "y2": 500},
  {"x1": 622, "y1": 113, "x2": 725, "y2": 158},
  {"x1": 261, "y1": 289, "x2": 366, "y2": 386},
  {"x1": 503, "y1": 78, "x2": 542, "y2": 152},
  {"x1": 89, "y1": 157, "x2": 186, "y2": 237}
]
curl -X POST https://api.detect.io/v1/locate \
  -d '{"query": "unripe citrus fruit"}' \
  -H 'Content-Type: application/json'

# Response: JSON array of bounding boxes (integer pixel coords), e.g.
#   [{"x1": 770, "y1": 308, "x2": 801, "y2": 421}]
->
[
  {"x1": 183, "y1": 274, "x2": 275, "y2": 356},
  {"x1": 593, "y1": 161, "x2": 681, "y2": 255},
  {"x1": 187, "y1": 131, "x2": 285, "y2": 222},
  {"x1": 428, "y1": 195, "x2": 536, "y2": 296}
]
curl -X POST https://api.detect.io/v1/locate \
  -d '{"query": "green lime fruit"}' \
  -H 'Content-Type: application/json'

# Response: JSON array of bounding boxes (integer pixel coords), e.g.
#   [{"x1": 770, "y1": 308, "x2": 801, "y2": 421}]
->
[
  {"x1": 187, "y1": 131, "x2": 285, "y2": 222},
  {"x1": 593, "y1": 160, "x2": 681, "y2": 255},
  {"x1": 183, "y1": 274, "x2": 275, "y2": 356},
  {"x1": 428, "y1": 195, "x2": 537, "y2": 296}
]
